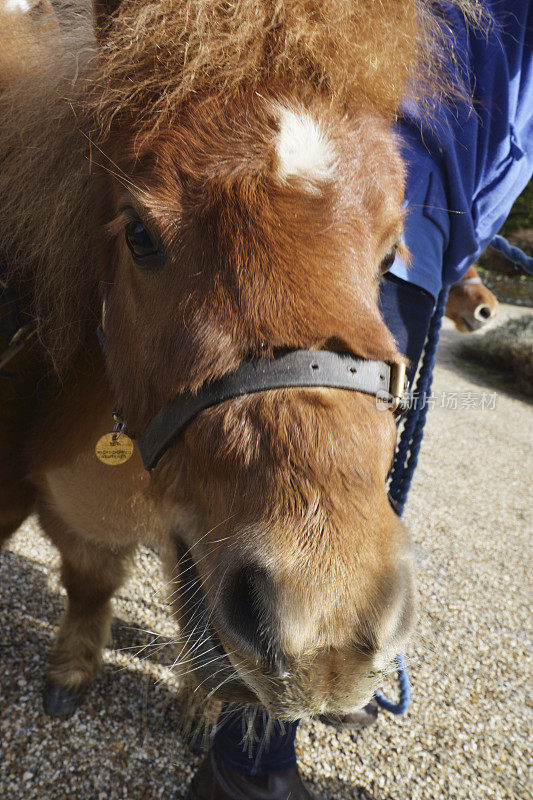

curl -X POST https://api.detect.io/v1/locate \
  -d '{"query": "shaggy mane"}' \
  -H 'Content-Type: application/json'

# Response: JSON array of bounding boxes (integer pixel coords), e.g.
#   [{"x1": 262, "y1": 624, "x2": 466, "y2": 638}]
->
[
  {"x1": 94, "y1": 0, "x2": 486, "y2": 134},
  {"x1": 0, "y1": 0, "x2": 486, "y2": 372}
]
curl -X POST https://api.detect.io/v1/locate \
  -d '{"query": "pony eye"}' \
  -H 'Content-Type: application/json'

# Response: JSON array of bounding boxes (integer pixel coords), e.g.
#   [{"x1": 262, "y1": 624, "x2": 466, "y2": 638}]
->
[
  {"x1": 125, "y1": 219, "x2": 162, "y2": 267},
  {"x1": 380, "y1": 246, "x2": 397, "y2": 274}
]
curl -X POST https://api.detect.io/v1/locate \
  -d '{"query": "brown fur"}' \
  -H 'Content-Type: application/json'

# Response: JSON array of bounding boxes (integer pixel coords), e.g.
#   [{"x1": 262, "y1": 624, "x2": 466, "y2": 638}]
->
[
  {"x1": 99, "y1": 95, "x2": 405, "y2": 428},
  {"x1": 0, "y1": 0, "x2": 484, "y2": 719},
  {"x1": 38, "y1": 502, "x2": 135, "y2": 690},
  {"x1": 90, "y1": 0, "x2": 485, "y2": 133},
  {"x1": 0, "y1": 0, "x2": 485, "y2": 372},
  {"x1": 445, "y1": 266, "x2": 499, "y2": 332}
]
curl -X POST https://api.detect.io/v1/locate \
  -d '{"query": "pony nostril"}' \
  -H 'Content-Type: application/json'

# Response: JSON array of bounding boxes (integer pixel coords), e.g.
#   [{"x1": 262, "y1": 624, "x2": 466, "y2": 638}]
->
[
  {"x1": 222, "y1": 565, "x2": 287, "y2": 676},
  {"x1": 475, "y1": 304, "x2": 493, "y2": 321}
]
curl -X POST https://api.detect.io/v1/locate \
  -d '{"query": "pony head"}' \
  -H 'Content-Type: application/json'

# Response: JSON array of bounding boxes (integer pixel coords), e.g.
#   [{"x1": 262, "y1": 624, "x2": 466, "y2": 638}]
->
[{"x1": 0, "y1": 0, "x2": 484, "y2": 719}]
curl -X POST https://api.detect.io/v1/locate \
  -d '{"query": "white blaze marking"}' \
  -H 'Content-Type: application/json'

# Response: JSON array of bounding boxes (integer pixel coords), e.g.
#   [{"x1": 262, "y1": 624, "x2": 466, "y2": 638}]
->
[
  {"x1": 4, "y1": 0, "x2": 32, "y2": 12},
  {"x1": 275, "y1": 106, "x2": 337, "y2": 190}
]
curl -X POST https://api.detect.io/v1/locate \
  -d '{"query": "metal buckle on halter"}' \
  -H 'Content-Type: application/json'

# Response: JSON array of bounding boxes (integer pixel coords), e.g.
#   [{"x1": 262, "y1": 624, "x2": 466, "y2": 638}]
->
[
  {"x1": 112, "y1": 409, "x2": 127, "y2": 441},
  {"x1": 388, "y1": 363, "x2": 408, "y2": 415},
  {"x1": 0, "y1": 320, "x2": 38, "y2": 373}
]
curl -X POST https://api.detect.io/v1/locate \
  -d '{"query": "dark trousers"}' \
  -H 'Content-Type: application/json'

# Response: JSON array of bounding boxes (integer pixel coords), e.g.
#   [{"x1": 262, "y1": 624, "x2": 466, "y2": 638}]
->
[
  {"x1": 214, "y1": 708, "x2": 299, "y2": 776},
  {"x1": 213, "y1": 275, "x2": 436, "y2": 774},
  {"x1": 378, "y1": 274, "x2": 435, "y2": 385}
]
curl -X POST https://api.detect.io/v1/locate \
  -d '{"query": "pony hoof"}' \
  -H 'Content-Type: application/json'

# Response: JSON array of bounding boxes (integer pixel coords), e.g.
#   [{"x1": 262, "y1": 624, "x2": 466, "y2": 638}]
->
[{"x1": 42, "y1": 681, "x2": 87, "y2": 718}]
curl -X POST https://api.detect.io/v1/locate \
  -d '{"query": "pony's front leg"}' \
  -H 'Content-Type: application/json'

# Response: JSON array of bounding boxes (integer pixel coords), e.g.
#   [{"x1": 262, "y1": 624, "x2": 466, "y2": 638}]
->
[
  {"x1": 0, "y1": 482, "x2": 35, "y2": 546},
  {"x1": 37, "y1": 504, "x2": 135, "y2": 717}
]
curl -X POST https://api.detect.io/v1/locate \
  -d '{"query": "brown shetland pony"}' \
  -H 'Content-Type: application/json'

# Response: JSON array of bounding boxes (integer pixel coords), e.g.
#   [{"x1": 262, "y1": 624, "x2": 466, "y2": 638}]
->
[
  {"x1": 445, "y1": 266, "x2": 499, "y2": 333},
  {"x1": 0, "y1": 0, "x2": 482, "y2": 722}
]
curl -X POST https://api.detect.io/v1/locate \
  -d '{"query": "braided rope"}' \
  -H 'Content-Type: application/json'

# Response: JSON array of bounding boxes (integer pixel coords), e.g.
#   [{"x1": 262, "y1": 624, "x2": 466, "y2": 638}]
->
[
  {"x1": 374, "y1": 654, "x2": 411, "y2": 715},
  {"x1": 490, "y1": 235, "x2": 533, "y2": 274},
  {"x1": 376, "y1": 233, "x2": 530, "y2": 716},
  {"x1": 388, "y1": 286, "x2": 449, "y2": 515},
  {"x1": 375, "y1": 286, "x2": 449, "y2": 715}
]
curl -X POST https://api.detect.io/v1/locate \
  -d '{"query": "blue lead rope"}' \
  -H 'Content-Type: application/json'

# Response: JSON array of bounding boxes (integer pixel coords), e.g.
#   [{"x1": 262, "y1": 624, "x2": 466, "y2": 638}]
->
[
  {"x1": 376, "y1": 233, "x2": 531, "y2": 716},
  {"x1": 490, "y1": 235, "x2": 533, "y2": 274},
  {"x1": 374, "y1": 654, "x2": 411, "y2": 715},
  {"x1": 388, "y1": 286, "x2": 450, "y2": 517},
  {"x1": 374, "y1": 286, "x2": 450, "y2": 716}
]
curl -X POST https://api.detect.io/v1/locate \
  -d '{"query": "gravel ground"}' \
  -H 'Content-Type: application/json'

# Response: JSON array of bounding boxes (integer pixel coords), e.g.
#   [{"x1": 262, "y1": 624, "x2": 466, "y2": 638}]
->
[
  {"x1": 459, "y1": 315, "x2": 533, "y2": 395},
  {"x1": 1, "y1": 304, "x2": 531, "y2": 800}
]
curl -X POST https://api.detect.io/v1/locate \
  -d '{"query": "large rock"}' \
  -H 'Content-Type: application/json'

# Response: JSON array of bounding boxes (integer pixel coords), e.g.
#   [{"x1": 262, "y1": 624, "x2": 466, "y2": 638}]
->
[{"x1": 459, "y1": 315, "x2": 533, "y2": 395}]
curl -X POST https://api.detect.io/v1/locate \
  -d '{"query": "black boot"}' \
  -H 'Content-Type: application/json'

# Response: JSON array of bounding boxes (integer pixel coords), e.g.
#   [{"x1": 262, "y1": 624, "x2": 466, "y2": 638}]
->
[{"x1": 186, "y1": 748, "x2": 317, "y2": 800}]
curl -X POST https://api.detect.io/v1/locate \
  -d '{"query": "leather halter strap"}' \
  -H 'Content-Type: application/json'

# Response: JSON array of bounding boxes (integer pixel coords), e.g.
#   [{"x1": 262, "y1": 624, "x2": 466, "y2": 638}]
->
[
  {"x1": 450, "y1": 276, "x2": 483, "y2": 289},
  {"x1": 137, "y1": 350, "x2": 406, "y2": 471}
]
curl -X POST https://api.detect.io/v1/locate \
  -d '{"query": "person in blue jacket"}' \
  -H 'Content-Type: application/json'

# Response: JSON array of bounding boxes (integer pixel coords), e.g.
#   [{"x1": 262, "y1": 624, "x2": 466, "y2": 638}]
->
[
  {"x1": 187, "y1": 2, "x2": 532, "y2": 797},
  {"x1": 382, "y1": 0, "x2": 532, "y2": 385}
]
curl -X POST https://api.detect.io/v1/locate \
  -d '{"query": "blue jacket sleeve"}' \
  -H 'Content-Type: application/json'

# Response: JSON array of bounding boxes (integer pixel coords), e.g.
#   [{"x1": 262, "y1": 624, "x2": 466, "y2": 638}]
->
[{"x1": 390, "y1": 0, "x2": 533, "y2": 299}]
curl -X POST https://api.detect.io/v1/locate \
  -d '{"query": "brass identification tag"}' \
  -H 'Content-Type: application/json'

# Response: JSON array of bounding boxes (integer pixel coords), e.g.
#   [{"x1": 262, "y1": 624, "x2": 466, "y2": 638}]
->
[{"x1": 95, "y1": 433, "x2": 134, "y2": 466}]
